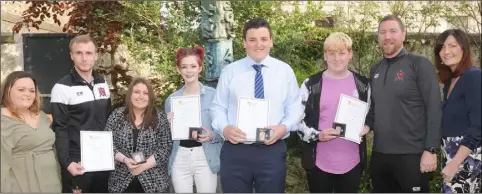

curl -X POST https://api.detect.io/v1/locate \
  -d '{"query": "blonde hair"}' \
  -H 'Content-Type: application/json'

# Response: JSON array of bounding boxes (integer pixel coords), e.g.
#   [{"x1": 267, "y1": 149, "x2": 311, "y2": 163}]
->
[
  {"x1": 323, "y1": 32, "x2": 353, "y2": 52},
  {"x1": 69, "y1": 34, "x2": 98, "y2": 52}
]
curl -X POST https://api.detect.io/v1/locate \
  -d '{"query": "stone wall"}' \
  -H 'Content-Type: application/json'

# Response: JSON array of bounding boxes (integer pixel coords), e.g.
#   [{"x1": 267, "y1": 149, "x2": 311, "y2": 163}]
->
[
  {"x1": 1, "y1": 43, "x2": 23, "y2": 78},
  {"x1": 1, "y1": 1, "x2": 67, "y2": 79}
]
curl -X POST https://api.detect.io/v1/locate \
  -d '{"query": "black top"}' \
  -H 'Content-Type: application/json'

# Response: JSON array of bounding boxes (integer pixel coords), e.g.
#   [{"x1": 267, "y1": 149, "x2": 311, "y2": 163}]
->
[
  {"x1": 370, "y1": 48, "x2": 442, "y2": 154},
  {"x1": 130, "y1": 127, "x2": 142, "y2": 186},
  {"x1": 51, "y1": 69, "x2": 112, "y2": 168},
  {"x1": 180, "y1": 140, "x2": 202, "y2": 148},
  {"x1": 133, "y1": 128, "x2": 139, "y2": 152}
]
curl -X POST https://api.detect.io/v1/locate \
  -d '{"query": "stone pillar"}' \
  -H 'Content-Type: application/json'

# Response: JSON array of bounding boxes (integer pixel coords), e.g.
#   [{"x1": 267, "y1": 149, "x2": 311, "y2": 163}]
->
[{"x1": 200, "y1": 0, "x2": 235, "y2": 88}]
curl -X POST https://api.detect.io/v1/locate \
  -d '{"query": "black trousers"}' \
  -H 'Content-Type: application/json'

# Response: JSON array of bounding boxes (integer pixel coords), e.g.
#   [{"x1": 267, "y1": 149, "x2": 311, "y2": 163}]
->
[
  {"x1": 369, "y1": 152, "x2": 431, "y2": 193},
  {"x1": 61, "y1": 168, "x2": 110, "y2": 193},
  {"x1": 124, "y1": 177, "x2": 145, "y2": 193},
  {"x1": 220, "y1": 140, "x2": 287, "y2": 193},
  {"x1": 306, "y1": 164, "x2": 361, "y2": 193}
]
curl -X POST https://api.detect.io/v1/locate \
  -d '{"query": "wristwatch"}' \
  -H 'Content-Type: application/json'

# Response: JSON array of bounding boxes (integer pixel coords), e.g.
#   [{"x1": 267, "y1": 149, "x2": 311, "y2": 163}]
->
[{"x1": 425, "y1": 147, "x2": 437, "y2": 154}]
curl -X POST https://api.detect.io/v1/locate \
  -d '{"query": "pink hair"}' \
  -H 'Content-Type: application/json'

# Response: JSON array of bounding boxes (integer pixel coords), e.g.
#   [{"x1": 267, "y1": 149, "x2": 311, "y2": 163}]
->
[{"x1": 175, "y1": 46, "x2": 205, "y2": 68}]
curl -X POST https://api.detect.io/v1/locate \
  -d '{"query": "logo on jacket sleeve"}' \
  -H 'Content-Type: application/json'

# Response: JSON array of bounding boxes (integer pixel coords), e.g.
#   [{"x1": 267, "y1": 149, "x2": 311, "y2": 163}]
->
[
  {"x1": 98, "y1": 87, "x2": 107, "y2": 97},
  {"x1": 395, "y1": 70, "x2": 404, "y2": 81}
]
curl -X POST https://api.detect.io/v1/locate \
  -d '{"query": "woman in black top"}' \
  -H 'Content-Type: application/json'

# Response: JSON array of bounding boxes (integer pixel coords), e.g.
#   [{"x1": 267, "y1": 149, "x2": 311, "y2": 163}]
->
[{"x1": 105, "y1": 77, "x2": 173, "y2": 193}]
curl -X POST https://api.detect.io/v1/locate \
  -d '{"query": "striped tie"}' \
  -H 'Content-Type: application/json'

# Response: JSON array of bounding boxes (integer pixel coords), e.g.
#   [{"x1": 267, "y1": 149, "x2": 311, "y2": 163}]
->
[{"x1": 253, "y1": 64, "x2": 264, "y2": 99}]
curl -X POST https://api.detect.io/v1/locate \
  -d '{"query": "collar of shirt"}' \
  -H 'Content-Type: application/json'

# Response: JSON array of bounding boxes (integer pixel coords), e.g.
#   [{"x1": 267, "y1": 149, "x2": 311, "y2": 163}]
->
[
  {"x1": 244, "y1": 55, "x2": 273, "y2": 68},
  {"x1": 176, "y1": 81, "x2": 207, "y2": 96},
  {"x1": 70, "y1": 67, "x2": 103, "y2": 85},
  {"x1": 384, "y1": 48, "x2": 408, "y2": 63}
]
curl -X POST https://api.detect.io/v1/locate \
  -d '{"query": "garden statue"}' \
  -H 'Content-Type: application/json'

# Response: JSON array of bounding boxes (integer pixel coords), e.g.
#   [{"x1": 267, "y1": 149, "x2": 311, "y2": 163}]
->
[{"x1": 200, "y1": 0, "x2": 236, "y2": 87}]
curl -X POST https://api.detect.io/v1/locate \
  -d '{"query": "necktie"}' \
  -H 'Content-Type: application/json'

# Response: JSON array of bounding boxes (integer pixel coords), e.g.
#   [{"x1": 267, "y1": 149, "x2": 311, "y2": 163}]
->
[{"x1": 253, "y1": 64, "x2": 264, "y2": 99}]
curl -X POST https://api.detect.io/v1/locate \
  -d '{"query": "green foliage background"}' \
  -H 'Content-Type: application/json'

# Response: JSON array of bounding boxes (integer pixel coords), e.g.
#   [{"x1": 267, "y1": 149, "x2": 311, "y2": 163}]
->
[
  {"x1": 108, "y1": 1, "x2": 480, "y2": 192},
  {"x1": 10, "y1": 0, "x2": 479, "y2": 192}
]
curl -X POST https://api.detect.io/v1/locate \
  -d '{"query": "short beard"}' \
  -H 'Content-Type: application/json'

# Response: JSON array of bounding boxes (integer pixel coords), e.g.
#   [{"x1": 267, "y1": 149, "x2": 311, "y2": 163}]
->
[{"x1": 381, "y1": 43, "x2": 403, "y2": 58}]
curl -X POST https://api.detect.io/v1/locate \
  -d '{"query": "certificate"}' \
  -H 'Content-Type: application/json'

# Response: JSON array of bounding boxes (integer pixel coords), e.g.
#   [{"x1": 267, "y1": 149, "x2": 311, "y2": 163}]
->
[
  {"x1": 80, "y1": 131, "x2": 115, "y2": 172},
  {"x1": 334, "y1": 94, "x2": 368, "y2": 144},
  {"x1": 170, "y1": 95, "x2": 202, "y2": 140},
  {"x1": 236, "y1": 98, "x2": 270, "y2": 141}
]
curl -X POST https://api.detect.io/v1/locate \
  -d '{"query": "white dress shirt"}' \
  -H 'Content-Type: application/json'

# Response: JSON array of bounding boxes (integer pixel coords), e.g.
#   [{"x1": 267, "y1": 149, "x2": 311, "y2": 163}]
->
[{"x1": 210, "y1": 55, "x2": 303, "y2": 142}]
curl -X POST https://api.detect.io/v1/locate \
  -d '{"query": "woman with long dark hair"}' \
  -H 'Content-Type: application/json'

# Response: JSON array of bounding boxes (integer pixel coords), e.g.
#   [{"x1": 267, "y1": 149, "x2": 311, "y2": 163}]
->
[
  {"x1": 105, "y1": 77, "x2": 172, "y2": 193},
  {"x1": 434, "y1": 29, "x2": 481, "y2": 193}
]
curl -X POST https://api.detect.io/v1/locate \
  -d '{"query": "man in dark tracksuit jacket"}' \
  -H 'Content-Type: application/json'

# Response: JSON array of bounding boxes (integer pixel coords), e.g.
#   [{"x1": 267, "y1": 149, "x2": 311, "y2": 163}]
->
[
  {"x1": 369, "y1": 15, "x2": 442, "y2": 193},
  {"x1": 51, "y1": 35, "x2": 112, "y2": 193},
  {"x1": 297, "y1": 70, "x2": 374, "y2": 192}
]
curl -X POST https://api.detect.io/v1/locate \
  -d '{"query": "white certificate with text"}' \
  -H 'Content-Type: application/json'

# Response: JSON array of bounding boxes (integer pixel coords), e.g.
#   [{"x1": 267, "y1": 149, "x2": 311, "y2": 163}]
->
[
  {"x1": 334, "y1": 94, "x2": 369, "y2": 144},
  {"x1": 236, "y1": 98, "x2": 270, "y2": 141},
  {"x1": 171, "y1": 95, "x2": 202, "y2": 140},
  {"x1": 80, "y1": 131, "x2": 115, "y2": 172}
]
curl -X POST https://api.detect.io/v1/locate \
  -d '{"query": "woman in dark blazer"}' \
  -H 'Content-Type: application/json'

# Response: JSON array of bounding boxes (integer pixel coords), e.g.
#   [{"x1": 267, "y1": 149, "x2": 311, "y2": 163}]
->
[
  {"x1": 104, "y1": 77, "x2": 173, "y2": 193},
  {"x1": 435, "y1": 29, "x2": 481, "y2": 193}
]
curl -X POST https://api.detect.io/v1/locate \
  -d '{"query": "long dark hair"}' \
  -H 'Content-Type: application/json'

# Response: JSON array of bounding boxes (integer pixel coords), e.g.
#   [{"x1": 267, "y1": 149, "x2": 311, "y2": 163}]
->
[
  {"x1": 434, "y1": 29, "x2": 474, "y2": 84},
  {"x1": 1, "y1": 71, "x2": 42, "y2": 121},
  {"x1": 123, "y1": 77, "x2": 158, "y2": 129}
]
